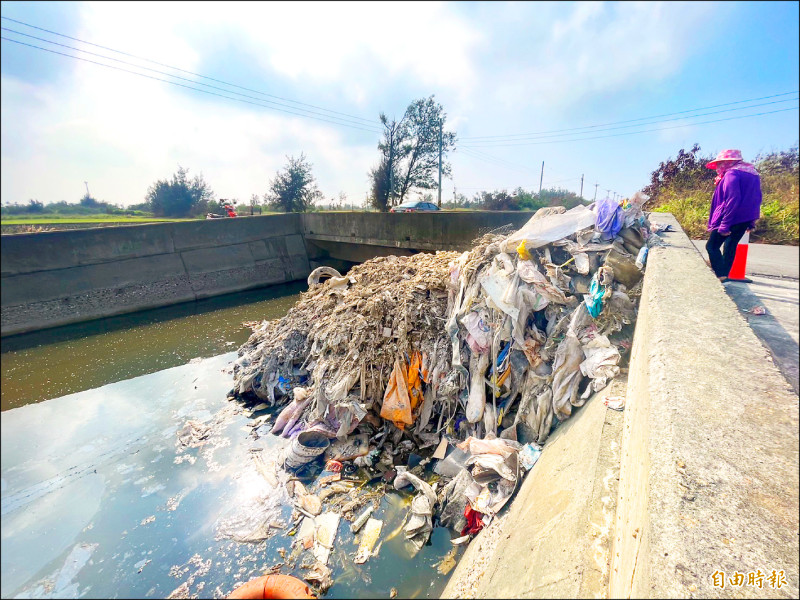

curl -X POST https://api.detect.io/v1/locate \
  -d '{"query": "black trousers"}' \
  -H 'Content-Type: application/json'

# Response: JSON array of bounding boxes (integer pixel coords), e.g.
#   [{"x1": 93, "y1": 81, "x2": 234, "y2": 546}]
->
[{"x1": 706, "y1": 222, "x2": 750, "y2": 278}]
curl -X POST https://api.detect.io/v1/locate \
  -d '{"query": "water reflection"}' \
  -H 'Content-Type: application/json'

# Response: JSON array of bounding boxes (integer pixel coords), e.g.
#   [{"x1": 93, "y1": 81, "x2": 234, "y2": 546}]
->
[
  {"x1": 1, "y1": 282, "x2": 306, "y2": 411},
  {"x1": 1, "y1": 355, "x2": 459, "y2": 599}
]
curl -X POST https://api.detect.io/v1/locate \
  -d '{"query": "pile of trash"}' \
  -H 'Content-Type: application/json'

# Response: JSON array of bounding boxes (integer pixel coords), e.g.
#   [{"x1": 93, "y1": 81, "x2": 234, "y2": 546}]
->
[{"x1": 228, "y1": 193, "x2": 663, "y2": 579}]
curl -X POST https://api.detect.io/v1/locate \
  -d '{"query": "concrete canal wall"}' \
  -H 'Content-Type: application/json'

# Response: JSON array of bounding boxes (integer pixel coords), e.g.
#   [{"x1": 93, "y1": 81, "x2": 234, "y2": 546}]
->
[
  {"x1": 1, "y1": 215, "x2": 310, "y2": 336},
  {"x1": 1, "y1": 211, "x2": 535, "y2": 337},
  {"x1": 442, "y1": 212, "x2": 799, "y2": 599}
]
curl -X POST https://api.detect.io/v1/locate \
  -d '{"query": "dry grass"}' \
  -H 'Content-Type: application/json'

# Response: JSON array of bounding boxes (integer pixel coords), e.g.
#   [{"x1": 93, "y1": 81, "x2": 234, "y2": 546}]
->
[{"x1": 651, "y1": 171, "x2": 798, "y2": 245}]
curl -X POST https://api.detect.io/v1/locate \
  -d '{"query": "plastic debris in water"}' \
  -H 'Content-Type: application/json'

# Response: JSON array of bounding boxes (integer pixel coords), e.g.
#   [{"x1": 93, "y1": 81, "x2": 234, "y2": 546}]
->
[
  {"x1": 436, "y1": 547, "x2": 458, "y2": 575},
  {"x1": 350, "y1": 505, "x2": 375, "y2": 534},
  {"x1": 354, "y1": 517, "x2": 383, "y2": 564}
]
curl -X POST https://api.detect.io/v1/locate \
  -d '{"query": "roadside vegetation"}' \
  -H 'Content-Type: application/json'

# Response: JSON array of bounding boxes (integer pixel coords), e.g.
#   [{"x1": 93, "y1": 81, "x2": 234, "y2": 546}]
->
[
  {"x1": 645, "y1": 144, "x2": 799, "y2": 245},
  {"x1": 264, "y1": 153, "x2": 323, "y2": 213},
  {"x1": 441, "y1": 187, "x2": 588, "y2": 211}
]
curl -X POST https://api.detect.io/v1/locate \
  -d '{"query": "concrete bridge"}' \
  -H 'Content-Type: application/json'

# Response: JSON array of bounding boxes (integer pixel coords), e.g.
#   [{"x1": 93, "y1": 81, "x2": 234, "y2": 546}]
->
[{"x1": 1, "y1": 211, "x2": 797, "y2": 598}]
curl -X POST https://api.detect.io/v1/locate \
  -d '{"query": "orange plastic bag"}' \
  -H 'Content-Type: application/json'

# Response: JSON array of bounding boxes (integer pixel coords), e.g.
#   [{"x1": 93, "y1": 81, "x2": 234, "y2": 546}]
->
[
  {"x1": 381, "y1": 357, "x2": 413, "y2": 430},
  {"x1": 407, "y1": 351, "x2": 424, "y2": 412}
]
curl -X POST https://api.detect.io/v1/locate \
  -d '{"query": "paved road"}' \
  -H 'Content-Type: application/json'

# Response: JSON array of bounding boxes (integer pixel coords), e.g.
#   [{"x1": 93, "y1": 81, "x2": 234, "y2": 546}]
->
[
  {"x1": 691, "y1": 240, "x2": 799, "y2": 279},
  {"x1": 692, "y1": 241, "x2": 799, "y2": 395}
]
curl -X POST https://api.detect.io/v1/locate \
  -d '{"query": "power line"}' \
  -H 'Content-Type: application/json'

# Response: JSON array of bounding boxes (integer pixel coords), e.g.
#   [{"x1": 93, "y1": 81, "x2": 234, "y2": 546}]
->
[
  {"x1": 461, "y1": 97, "x2": 799, "y2": 146},
  {"x1": 459, "y1": 91, "x2": 800, "y2": 140},
  {"x1": 458, "y1": 147, "x2": 536, "y2": 175},
  {"x1": 462, "y1": 97, "x2": 800, "y2": 146},
  {"x1": 458, "y1": 147, "x2": 539, "y2": 175},
  {"x1": 456, "y1": 106, "x2": 799, "y2": 148},
  {"x1": 1, "y1": 27, "x2": 382, "y2": 131},
  {"x1": 0, "y1": 15, "x2": 379, "y2": 126},
  {"x1": 457, "y1": 150, "x2": 587, "y2": 192},
  {"x1": 0, "y1": 36, "x2": 382, "y2": 134}
]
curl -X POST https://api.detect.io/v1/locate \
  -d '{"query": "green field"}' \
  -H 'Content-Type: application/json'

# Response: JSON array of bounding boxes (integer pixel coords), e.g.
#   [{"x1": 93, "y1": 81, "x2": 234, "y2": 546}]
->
[{"x1": 0, "y1": 214, "x2": 189, "y2": 224}]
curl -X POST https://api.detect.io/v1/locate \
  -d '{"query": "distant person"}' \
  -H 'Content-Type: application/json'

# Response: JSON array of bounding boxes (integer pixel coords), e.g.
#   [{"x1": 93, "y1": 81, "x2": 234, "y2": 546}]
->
[{"x1": 705, "y1": 149, "x2": 762, "y2": 282}]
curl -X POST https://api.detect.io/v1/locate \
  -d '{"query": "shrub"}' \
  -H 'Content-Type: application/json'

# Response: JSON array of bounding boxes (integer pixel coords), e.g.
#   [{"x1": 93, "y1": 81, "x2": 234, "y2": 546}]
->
[{"x1": 649, "y1": 144, "x2": 799, "y2": 245}]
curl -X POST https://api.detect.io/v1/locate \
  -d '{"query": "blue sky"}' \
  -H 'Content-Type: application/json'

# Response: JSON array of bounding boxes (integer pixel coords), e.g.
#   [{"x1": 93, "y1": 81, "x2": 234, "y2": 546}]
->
[{"x1": 1, "y1": 1, "x2": 798, "y2": 207}]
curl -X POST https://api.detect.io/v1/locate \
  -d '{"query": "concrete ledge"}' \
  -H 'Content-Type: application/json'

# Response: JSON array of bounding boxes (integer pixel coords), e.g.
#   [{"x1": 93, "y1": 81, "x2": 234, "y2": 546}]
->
[
  {"x1": 609, "y1": 213, "x2": 799, "y2": 598},
  {"x1": 0, "y1": 224, "x2": 176, "y2": 275},
  {"x1": 302, "y1": 211, "x2": 536, "y2": 253},
  {"x1": 170, "y1": 213, "x2": 303, "y2": 251}
]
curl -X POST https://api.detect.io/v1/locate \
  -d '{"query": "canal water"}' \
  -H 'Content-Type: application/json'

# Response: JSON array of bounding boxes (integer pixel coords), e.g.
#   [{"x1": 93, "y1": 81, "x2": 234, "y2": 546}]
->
[{"x1": 0, "y1": 284, "x2": 459, "y2": 599}]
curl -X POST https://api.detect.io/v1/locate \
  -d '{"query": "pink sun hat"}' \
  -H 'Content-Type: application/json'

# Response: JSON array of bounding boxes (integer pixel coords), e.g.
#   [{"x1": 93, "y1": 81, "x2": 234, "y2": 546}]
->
[{"x1": 706, "y1": 149, "x2": 744, "y2": 169}]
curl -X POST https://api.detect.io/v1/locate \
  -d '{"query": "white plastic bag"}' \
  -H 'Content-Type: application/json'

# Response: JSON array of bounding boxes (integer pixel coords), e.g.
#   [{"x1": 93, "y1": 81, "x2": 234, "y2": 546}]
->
[{"x1": 501, "y1": 205, "x2": 597, "y2": 252}]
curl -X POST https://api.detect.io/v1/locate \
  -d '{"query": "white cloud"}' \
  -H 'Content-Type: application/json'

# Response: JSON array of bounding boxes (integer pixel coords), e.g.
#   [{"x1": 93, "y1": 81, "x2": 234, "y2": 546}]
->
[
  {"x1": 490, "y1": 1, "x2": 715, "y2": 111},
  {"x1": 80, "y1": 1, "x2": 483, "y2": 97},
  {"x1": 1, "y1": 59, "x2": 379, "y2": 205},
  {"x1": 80, "y1": 1, "x2": 202, "y2": 72},
  {"x1": 232, "y1": 2, "x2": 482, "y2": 92},
  {"x1": 1, "y1": 1, "x2": 484, "y2": 205}
]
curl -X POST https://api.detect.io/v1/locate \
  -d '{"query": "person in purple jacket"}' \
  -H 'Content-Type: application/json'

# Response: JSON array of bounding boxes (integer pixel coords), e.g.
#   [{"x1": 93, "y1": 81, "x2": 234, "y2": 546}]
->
[{"x1": 705, "y1": 149, "x2": 762, "y2": 282}]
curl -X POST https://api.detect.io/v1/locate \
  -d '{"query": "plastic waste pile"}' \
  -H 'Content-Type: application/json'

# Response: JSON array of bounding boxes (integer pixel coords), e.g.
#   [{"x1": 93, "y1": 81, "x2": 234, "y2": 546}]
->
[{"x1": 229, "y1": 194, "x2": 663, "y2": 573}]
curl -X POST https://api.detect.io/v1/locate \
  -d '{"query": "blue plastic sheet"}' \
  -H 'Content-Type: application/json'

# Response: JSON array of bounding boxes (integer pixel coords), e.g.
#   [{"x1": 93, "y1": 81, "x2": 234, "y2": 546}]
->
[
  {"x1": 595, "y1": 197, "x2": 624, "y2": 240},
  {"x1": 584, "y1": 273, "x2": 606, "y2": 318}
]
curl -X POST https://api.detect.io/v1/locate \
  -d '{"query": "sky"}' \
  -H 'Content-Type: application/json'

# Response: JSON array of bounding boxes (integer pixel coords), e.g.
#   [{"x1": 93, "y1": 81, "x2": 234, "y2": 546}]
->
[{"x1": 1, "y1": 1, "x2": 798, "y2": 207}]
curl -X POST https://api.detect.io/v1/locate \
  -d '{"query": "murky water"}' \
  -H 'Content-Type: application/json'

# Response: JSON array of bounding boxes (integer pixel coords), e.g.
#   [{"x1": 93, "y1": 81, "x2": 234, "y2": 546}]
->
[
  {"x1": 1, "y1": 282, "x2": 308, "y2": 411},
  {"x1": 1, "y1": 285, "x2": 459, "y2": 599}
]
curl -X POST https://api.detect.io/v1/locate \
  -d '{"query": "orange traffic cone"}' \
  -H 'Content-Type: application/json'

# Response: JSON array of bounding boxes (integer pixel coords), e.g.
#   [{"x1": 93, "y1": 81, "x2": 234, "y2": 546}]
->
[{"x1": 727, "y1": 230, "x2": 752, "y2": 282}]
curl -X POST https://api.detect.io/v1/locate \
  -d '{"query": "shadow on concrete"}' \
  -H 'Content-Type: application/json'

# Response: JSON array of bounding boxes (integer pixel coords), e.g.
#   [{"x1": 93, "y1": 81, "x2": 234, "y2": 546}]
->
[{"x1": 723, "y1": 280, "x2": 799, "y2": 395}]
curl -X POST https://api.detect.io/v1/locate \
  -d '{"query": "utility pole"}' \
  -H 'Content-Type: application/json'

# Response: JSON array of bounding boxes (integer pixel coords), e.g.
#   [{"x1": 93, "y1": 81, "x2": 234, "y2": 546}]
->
[
  {"x1": 579, "y1": 174, "x2": 584, "y2": 199},
  {"x1": 453, "y1": 186, "x2": 456, "y2": 205},
  {"x1": 594, "y1": 183, "x2": 599, "y2": 201},
  {"x1": 387, "y1": 118, "x2": 395, "y2": 209},
  {"x1": 437, "y1": 120, "x2": 443, "y2": 208},
  {"x1": 539, "y1": 161, "x2": 545, "y2": 194},
  {"x1": 388, "y1": 140, "x2": 394, "y2": 209},
  {"x1": 84, "y1": 181, "x2": 90, "y2": 197}
]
